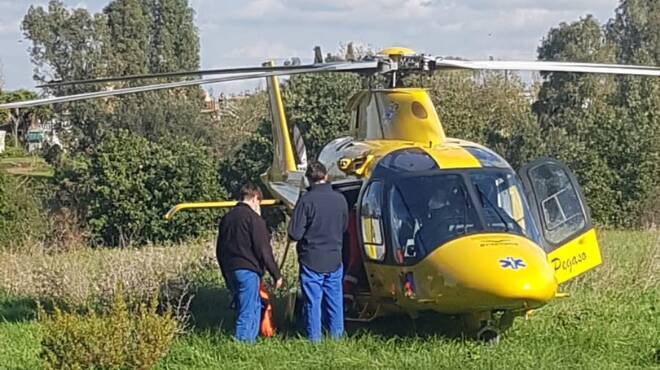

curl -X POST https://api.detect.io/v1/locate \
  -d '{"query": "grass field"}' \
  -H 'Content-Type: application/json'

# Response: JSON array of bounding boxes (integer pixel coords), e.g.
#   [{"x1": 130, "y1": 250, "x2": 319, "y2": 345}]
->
[
  {"x1": 0, "y1": 230, "x2": 658, "y2": 369},
  {"x1": 0, "y1": 155, "x2": 53, "y2": 177}
]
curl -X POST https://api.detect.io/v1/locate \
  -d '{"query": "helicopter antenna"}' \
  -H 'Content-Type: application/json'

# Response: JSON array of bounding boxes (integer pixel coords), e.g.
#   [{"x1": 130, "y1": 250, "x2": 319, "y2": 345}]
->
[
  {"x1": 314, "y1": 46, "x2": 323, "y2": 64},
  {"x1": 346, "y1": 42, "x2": 356, "y2": 62}
]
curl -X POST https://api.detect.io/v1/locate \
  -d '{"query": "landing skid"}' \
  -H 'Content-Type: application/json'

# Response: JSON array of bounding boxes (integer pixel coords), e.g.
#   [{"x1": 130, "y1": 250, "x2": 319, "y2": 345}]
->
[
  {"x1": 345, "y1": 301, "x2": 382, "y2": 323},
  {"x1": 284, "y1": 289, "x2": 388, "y2": 324}
]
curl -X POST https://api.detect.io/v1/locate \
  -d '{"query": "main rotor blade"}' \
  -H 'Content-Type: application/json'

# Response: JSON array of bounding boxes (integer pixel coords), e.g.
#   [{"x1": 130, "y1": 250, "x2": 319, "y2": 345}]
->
[
  {"x1": 0, "y1": 61, "x2": 378, "y2": 110},
  {"x1": 434, "y1": 59, "x2": 660, "y2": 76},
  {"x1": 38, "y1": 61, "x2": 378, "y2": 88}
]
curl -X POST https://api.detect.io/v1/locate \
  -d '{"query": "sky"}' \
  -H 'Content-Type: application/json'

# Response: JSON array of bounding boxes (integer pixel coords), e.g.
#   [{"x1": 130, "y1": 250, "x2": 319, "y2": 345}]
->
[{"x1": 0, "y1": 0, "x2": 620, "y2": 94}]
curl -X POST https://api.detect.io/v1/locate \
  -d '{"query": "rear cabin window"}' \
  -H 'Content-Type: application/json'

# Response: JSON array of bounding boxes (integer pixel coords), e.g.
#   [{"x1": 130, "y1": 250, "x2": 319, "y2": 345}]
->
[
  {"x1": 360, "y1": 181, "x2": 385, "y2": 261},
  {"x1": 529, "y1": 164, "x2": 586, "y2": 245}
]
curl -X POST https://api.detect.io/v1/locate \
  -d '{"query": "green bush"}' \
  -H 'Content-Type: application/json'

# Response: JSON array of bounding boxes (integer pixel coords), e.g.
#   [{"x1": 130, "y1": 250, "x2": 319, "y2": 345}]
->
[
  {"x1": 39, "y1": 290, "x2": 177, "y2": 370},
  {"x1": 55, "y1": 130, "x2": 225, "y2": 246},
  {"x1": 0, "y1": 171, "x2": 49, "y2": 249},
  {"x1": 0, "y1": 144, "x2": 27, "y2": 158}
]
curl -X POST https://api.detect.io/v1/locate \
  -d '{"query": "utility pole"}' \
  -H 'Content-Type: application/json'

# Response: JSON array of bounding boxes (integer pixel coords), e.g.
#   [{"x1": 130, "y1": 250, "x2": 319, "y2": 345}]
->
[{"x1": 11, "y1": 108, "x2": 19, "y2": 147}]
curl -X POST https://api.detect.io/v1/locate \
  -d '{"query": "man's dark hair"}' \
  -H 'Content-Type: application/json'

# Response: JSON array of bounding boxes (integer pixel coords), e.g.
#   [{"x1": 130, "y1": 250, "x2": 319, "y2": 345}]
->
[
  {"x1": 240, "y1": 183, "x2": 263, "y2": 201},
  {"x1": 306, "y1": 161, "x2": 327, "y2": 183}
]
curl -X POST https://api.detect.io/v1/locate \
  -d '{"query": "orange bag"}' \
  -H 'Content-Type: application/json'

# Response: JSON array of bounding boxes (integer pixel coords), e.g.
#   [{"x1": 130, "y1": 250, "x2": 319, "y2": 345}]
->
[{"x1": 259, "y1": 281, "x2": 276, "y2": 337}]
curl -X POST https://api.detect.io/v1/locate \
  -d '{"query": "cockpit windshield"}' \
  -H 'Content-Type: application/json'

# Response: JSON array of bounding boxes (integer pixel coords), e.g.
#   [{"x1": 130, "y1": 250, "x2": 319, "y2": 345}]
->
[
  {"x1": 389, "y1": 174, "x2": 478, "y2": 262},
  {"x1": 388, "y1": 169, "x2": 541, "y2": 262},
  {"x1": 470, "y1": 171, "x2": 540, "y2": 242}
]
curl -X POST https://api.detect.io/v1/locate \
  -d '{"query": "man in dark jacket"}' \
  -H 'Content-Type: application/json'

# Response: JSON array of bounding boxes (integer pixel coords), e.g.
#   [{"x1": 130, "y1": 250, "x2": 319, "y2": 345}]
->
[
  {"x1": 288, "y1": 162, "x2": 348, "y2": 343},
  {"x1": 217, "y1": 183, "x2": 282, "y2": 343}
]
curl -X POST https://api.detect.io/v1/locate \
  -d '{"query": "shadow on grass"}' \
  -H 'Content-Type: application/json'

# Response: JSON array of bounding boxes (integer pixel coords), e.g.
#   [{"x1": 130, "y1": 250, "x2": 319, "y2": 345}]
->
[
  {"x1": 0, "y1": 275, "x2": 466, "y2": 341},
  {"x1": 347, "y1": 313, "x2": 466, "y2": 341},
  {"x1": 0, "y1": 295, "x2": 38, "y2": 322},
  {"x1": 186, "y1": 285, "x2": 305, "y2": 338},
  {"x1": 186, "y1": 284, "x2": 465, "y2": 341},
  {"x1": 186, "y1": 285, "x2": 233, "y2": 334}
]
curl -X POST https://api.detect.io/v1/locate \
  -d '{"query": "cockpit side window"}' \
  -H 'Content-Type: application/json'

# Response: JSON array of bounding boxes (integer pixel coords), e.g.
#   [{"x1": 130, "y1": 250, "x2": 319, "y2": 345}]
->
[
  {"x1": 360, "y1": 181, "x2": 386, "y2": 261},
  {"x1": 389, "y1": 186, "x2": 417, "y2": 264}
]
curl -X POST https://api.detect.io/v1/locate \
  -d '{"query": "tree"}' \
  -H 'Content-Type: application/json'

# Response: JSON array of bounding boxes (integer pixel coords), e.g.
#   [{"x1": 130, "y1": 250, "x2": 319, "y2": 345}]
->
[
  {"x1": 0, "y1": 171, "x2": 49, "y2": 249},
  {"x1": 282, "y1": 73, "x2": 362, "y2": 159},
  {"x1": 218, "y1": 73, "x2": 361, "y2": 195},
  {"x1": 146, "y1": 0, "x2": 200, "y2": 73},
  {"x1": 534, "y1": 16, "x2": 626, "y2": 226},
  {"x1": 606, "y1": 0, "x2": 660, "y2": 227},
  {"x1": 533, "y1": 11, "x2": 660, "y2": 227},
  {"x1": 420, "y1": 71, "x2": 542, "y2": 170},
  {"x1": 23, "y1": 1, "x2": 110, "y2": 87},
  {"x1": 104, "y1": 0, "x2": 149, "y2": 76},
  {"x1": 22, "y1": 1, "x2": 110, "y2": 143},
  {"x1": 55, "y1": 130, "x2": 224, "y2": 246},
  {"x1": 100, "y1": 0, "x2": 207, "y2": 141},
  {"x1": 0, "y1": 90, "x2": 53, "y2": 146},
  {"x1": 22, "y1": 0, "x2": 209, "y2": 146}
]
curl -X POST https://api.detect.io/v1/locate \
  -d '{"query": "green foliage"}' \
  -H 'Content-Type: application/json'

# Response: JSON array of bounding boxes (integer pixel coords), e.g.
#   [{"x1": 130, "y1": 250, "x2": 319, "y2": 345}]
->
[
  {"x1": 420, "y1": 71, "x2": 543, "y2": 170},
  {"x1": 22, "y1": 0, "x2": 210, "y2": 146},
  {"x1": 39, "y1": 289, "x2": 177, "y2": 370},
  {"x1": 17, "y1": 1, "x2": 660, "y2": 233},
  {"x1": 55, "y1": 130, "x2": 224, "y2": 246},
  {"x1": 606, "y1": 0, "x2": 660, "y2": 227},
  {"x1": 0, "y1": 171, "x2": 49, "y2": 249},
  {"x1": 283, "y1": 73, "x2": 362, "y2": 159},
  {"x1": 607, "y1": 0, "x2": 660, "y2": 65},
  {"x1": 0, "y1": 230, "x2": 658, "y2": 368},
  {"x1": 0, "y1": 322, "x2": 41, "y2": 369},
  {"x1": 217, "y1": 73, "x2": 361, "y2": 198},
  {"x1": 146, "y1": 0, "x2": 200, "y2": 74},
  {"x1": 536, "y1": 13, "x2": 660, "y2": 227},
  {"x1": 0, "y1": 90, "x2": 53, "y2": 143},
  {"x1": 218, "y1": 121, "x2": 273, "y2": 198},
  {"x1": 211, "y1": 93, "x2": 269, "y2": 158},
  {"x1": 0, "y1": 143, "x2": 27, "y2": 158},
  {"x1": 534, "y1": 16, "x2": 621, "y2": 225}
]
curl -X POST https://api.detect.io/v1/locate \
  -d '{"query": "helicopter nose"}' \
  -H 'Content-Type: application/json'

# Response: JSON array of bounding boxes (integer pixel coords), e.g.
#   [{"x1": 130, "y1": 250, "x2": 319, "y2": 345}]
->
[{"x1": 431, "y1": 234, "x2": 557, "y2": 308}]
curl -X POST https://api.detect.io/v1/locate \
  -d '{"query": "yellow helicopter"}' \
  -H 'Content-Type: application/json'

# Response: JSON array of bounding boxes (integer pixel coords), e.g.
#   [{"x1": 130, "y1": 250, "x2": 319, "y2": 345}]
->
[{"x1": 2, "y1": 46, "x2": 659, "y2": 342}]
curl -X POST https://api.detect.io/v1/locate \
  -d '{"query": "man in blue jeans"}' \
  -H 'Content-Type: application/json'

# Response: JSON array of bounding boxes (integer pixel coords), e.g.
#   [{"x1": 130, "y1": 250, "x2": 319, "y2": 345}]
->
[
  {"x1": 217, "y1": 183, "x2": 282, "y2": 343},
  {"x1": 288, "y1": 162, "x2": 349, "y2": 342}
]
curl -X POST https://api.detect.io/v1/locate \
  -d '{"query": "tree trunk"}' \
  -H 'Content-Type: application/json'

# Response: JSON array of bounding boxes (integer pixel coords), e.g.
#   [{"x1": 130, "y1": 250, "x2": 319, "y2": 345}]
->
[{"x1": 11, "y1": 112, "x2": 18, "y2": 147}]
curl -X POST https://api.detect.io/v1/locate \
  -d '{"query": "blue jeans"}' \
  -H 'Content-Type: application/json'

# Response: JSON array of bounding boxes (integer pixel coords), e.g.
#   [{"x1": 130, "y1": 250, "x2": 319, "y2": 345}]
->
[
  {"x1": 300, "y1": 264, "x2": 344, "y2": 343},
  {"x1": 226, "y1": 269, "x2": 260, "y2": 343}
]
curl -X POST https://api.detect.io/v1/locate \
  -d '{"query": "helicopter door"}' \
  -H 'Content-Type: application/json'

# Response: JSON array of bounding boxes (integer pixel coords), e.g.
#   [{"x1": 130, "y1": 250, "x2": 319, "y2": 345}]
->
[{"x1": 519, "y1": 158, "x2": 602, "y2": 284}]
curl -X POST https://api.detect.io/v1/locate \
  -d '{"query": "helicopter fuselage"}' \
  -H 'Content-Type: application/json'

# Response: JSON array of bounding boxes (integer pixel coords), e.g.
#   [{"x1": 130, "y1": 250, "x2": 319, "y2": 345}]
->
[
  {"x1": 305, "y1": 87, "x2": 601, "y2": 325},
  {"x1": 317, "y1": 135, "x2": 558, "y2": 319}
]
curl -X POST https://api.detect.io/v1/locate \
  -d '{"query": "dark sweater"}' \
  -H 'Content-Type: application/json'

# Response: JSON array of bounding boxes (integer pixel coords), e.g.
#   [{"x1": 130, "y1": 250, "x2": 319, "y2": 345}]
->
[
  {"x1": 288, "y1": 183, "x2": 349, "y2": 273},
  {"x1": 216, "y1": 203, "x2": 281, "y2": 281}
]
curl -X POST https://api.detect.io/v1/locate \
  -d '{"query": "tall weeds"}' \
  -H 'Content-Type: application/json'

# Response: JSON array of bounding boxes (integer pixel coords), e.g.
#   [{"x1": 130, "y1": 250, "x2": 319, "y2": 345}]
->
[{"x1": 0, "y1": 240, "x2": 215, "y2": 308}]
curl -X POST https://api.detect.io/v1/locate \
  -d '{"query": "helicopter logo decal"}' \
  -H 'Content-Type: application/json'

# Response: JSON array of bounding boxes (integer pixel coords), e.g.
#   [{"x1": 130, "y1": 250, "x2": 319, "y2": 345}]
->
[
  {"x1": 382, "y1": 101, "x2": 399, "y2": 126},
  {"x1": 499, "y1": 257, "x2": 526, "y2": 270}
]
